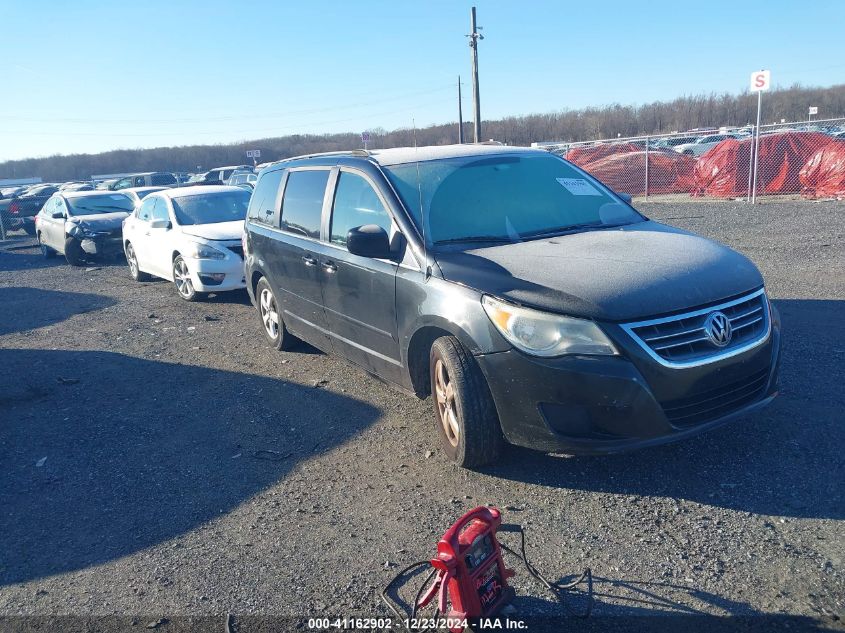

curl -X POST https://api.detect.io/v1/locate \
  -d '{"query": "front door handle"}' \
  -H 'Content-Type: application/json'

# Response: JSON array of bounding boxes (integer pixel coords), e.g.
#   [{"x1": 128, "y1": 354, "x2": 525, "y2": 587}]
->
[
  {"x1": 322, "y1": 261, "x2": 337, "y2": 274},
  {"x1": 301, "y1": 255, "x2": 318, "y2": 267}
]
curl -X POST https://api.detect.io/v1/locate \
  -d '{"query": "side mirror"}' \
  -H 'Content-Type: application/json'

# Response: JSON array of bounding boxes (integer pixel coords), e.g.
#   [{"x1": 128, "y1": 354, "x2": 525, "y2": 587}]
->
[
  {"x1": 149, "y1": 219, "x2": 171, "y2": 230},
  {"x1": 51, "y1": 211, "x2": 64, "y2": 219},
  {"x1": 617, "y1": 192, "x2": 633, "y2": 205},
  {"x1": 347, "y1": 225, "x2": 391, "y2": 259}
]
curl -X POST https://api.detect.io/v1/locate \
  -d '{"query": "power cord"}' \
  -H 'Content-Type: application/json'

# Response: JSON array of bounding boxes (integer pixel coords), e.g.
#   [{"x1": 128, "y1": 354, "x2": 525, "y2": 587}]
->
[{"x1": 497, "y1": 524, "x2": 593, "y2": 618}]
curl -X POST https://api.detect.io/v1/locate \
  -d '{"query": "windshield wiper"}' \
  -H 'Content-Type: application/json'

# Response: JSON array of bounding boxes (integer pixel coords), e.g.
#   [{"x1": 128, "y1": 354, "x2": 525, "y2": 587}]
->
[
  {"x1": 433, "y1": 236, "x2": 515, "y2": 245},
  {"x1": 519, "y1": 221, "x2": 607, "y2": 240}
]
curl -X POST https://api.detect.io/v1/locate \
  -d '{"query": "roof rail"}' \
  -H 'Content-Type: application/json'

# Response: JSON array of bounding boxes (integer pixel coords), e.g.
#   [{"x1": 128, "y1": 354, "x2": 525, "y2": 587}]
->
[{"x1": 272, "y1": 149, "x2": 372, "y2": 164}]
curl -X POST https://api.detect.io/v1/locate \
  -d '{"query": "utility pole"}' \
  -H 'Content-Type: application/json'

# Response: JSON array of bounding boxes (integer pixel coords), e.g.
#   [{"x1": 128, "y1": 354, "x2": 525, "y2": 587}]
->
[
  {"x1": 457, "y1": 76, "x2": 464, "y2": 144},
  {"x1": 467, "y1": 6, "x2": 483, "y2": 143}
]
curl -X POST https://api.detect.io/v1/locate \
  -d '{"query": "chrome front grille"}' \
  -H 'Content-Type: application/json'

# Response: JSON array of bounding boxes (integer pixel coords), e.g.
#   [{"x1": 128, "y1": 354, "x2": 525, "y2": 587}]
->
[{"x1": 621, "y1": 289, "x2": 770, "y2": 368}]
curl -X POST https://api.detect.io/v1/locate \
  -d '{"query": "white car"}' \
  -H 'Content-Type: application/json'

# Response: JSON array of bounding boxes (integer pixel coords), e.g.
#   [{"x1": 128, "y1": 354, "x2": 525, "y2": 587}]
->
[
  {"x1": 673, "y1": 134, "x2": 739, "y2": 156},
  {"x1": 121, "y1": 186, "x2": 169, "y2": 209},
  {"x1": 122, "y1": 185, "x2": 251, "y2": 301}
]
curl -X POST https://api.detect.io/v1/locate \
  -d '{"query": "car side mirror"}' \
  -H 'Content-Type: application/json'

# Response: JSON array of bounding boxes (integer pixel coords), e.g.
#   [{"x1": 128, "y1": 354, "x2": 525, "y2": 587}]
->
[
  {"x1": 347, "y1": 225, "x2": 391, "y2": 259},
  {"x1": 51, "y1": 211, "x2": 64, "y2": 219},
  {"x1": 149, "y1": 219, "x2": 171, "y2": 230}
]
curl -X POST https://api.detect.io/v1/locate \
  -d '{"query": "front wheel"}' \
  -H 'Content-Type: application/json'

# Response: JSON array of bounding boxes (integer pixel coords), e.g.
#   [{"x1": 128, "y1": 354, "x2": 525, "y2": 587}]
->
[
  {"x1": 64, "y1": 237, "x2": 85, "y2": 266},
  {"x1": 256, "y1": 277, "x2": 298, "y2": 351},
  {"x1": 430, "y1": 336, "x2": 503, "y2": 468},
  {"x1": 173, "y1": 255, "x2": 201, "y2": 301}
]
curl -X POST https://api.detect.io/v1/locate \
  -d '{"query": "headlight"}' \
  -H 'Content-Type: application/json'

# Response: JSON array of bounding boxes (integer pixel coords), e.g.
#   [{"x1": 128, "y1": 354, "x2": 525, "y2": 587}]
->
[
  {"x1": 482, "y1": 295, "x2": 618, "y2": 357},
  {"x1": 183, "y1": 242, "x2": 226, "y2": 260}
]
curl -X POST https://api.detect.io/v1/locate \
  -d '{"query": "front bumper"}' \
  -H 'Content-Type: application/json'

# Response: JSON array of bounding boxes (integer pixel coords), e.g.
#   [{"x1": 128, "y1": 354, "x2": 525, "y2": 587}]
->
[
  {"x1": 81, "y1": 235, "x2": 123, "y2": 257},
  {"x1": 476, "y1": 306, "x2": 781, "y2": 454},
  {"x1": 188, "y1": 258, "x2": 246, "y2": 292}
]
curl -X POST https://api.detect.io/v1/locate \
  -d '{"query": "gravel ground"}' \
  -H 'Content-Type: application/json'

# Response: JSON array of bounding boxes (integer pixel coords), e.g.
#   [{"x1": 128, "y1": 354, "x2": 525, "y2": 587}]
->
[{"x1": 0, "y1": 199, "x2": 843, "y2": 632}]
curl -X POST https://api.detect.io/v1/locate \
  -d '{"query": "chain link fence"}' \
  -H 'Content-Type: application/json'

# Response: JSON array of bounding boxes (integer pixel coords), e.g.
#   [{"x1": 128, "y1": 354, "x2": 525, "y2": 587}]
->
[{"x1": 535, "y1": 117, "x2": 845, "y2": 202}]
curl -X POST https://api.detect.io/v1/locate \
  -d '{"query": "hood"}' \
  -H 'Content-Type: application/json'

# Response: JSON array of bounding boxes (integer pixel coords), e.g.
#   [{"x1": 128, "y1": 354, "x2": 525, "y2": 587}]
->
[
  {"x1": 70, "y1": 212, "x2": 129, "y2": 232},
  {"x1": 179, "y1": 220, "x2": 244, "y2": 241},
  {"x1": 433, "y1": 221, "x2": 764, "y2": 322}
]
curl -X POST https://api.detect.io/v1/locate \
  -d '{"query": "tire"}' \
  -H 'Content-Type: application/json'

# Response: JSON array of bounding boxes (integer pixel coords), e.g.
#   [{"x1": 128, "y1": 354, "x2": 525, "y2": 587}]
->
[
  {"x1": 430, "y1": 336, "x2": 503, "y2": 468},
  {"x1": 125, "y1": 242, "x2": 150, "y2": 281},
  {"x1": 172, "y1": 255, "x2": 202, "y2": 301},
  {"x1": 23, "y1": 223, "x2": 36, "y2": 236},
  {"x1": 64, "y1": 236, "x2": 85, "y2": 266},
  {"x1": 256, "y1": 277, "x2": 298, "y2": 351},
  {"x1": 38, "y1": 233, "x2": 56, "y2": 259}
]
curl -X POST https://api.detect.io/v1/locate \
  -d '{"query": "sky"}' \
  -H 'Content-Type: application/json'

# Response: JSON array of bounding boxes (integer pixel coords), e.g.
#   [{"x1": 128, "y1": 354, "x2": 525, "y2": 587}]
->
[{"x1": 1, "y1": 0, "x2": 843, "y2": 161}]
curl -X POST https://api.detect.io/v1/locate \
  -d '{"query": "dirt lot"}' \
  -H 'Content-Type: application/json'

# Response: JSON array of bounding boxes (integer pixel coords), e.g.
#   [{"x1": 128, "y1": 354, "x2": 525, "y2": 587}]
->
[{"x1": 0, "y1": 199, "x2": 843, "y2": 632}]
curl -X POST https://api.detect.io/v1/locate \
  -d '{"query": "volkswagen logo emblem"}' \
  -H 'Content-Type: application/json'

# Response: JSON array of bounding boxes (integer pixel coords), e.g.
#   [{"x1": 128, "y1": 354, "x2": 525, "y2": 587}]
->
[{"x1": 704, "y1": 311, "x2": 732, "y2": 347}]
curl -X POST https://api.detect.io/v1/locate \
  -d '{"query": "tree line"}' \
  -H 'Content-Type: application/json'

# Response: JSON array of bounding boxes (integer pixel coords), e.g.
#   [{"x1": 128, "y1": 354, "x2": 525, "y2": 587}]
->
[{"x1": 2, "y1": 83, "x2": 843, "y2": 183}]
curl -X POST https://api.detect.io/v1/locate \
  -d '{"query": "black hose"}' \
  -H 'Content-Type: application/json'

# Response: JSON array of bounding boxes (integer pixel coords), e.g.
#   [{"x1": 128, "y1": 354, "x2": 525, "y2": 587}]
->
[
  {"x1": 380, "y1": 560, "x2": 442, "y2": 632},
  {"x1": 499, "y1": 525, "x2": 593, "y2": 618}
]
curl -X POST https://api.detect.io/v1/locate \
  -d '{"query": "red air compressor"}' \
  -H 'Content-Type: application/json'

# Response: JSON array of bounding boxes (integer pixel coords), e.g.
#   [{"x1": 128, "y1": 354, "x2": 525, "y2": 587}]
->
[
  {"x1": 382, "y1": 506, "x2": 592, "y2": 632},
  {"x1": 417, "y1": 506, "x2": 515, "y2": 629}
]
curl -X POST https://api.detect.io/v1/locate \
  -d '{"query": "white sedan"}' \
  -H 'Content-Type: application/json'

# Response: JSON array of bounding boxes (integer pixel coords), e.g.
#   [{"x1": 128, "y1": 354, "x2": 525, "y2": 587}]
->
[
  {"x1": 673, "y1": 134, "x2": 740, "y2": 156},
  {"x1": 122, "y1": 185, "x2": 250, "y2": 301}
]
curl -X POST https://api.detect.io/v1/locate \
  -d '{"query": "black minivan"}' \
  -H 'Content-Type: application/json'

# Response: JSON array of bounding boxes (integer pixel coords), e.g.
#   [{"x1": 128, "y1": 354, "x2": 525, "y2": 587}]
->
[{"x1": 243, "y1": 145, "x2": 780, "y2": 468}]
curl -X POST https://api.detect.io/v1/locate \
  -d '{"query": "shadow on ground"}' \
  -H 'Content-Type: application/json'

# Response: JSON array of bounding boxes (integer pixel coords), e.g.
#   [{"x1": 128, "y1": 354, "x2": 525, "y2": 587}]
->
[
  {"x1": 0, "y1": 348, "x2": 382, "y2": 586},
  {"x1": 487, "y1": 299, "x2": 844, "y2": 520},
  {"x1": 0, "y1": 287, "x2": 117, "y2": 336}
]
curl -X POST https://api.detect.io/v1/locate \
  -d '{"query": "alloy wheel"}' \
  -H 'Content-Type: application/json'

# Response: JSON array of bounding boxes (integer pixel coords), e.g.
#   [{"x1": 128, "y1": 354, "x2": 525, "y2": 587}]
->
[
  {"x1": 126, "y1": 244, "x2": 138, "y2": 277},
  {"x1": 259, "y1": 288, "x2": 279, "y2": 339},
  {"x1": 173, "y1": 258, "x2": 193, "y2": 299},
  {"x1": 434, "y1": 359, "x2": 460, "y2": 447}
]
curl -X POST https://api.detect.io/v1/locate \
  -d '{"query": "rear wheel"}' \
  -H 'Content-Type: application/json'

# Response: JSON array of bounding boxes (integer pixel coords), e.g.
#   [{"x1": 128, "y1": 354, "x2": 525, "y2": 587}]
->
[
  {"x1": 37, "y1": 233, "x2": 56, "y2": 259},
  {"x1": 22, "y1": 223, "x2": 36, "y2": 236},
  {"x1": 256, "y1": 277, "x2": 298, "y2": 351},
  {"x1": 125, "y1": 242, "x2": 150, "y2": 281},
  {"x1": 64, "y1": 237, "x2": 85, "y2": 266},
  {"x1": 173, "y1": 255, "x2": 201, "y2": 301},
  {"x1": 430, "y1": 336, "x2": 503, "y2": 468}
]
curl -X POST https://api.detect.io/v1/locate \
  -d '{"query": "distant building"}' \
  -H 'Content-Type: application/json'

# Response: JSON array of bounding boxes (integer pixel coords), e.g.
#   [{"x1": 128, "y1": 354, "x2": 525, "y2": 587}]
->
[{"x1": 0, "y1": 177, "x2": 42, "y2": 187}]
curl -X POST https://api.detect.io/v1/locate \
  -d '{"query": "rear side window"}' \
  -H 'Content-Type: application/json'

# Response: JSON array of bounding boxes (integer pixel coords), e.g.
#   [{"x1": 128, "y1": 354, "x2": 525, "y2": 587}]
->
[
  {"x1": 151, "y1": 173, "x2": 176, "y2": 186},
  {"x1": 330, "y1": 171, "x2": 392, "y2": 246},
  {"x1": 280, "y1": 169, "x2": 329, "y2": 239},
  {"x1": 247, "y1": 169, "x2": 284, "y2": 227}
]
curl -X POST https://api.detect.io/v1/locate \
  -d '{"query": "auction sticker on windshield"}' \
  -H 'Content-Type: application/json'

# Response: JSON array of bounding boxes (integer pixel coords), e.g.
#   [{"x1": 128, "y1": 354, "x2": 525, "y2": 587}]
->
[{"x1": 556, "y1": 177, "x2": 602, "y2": 196}]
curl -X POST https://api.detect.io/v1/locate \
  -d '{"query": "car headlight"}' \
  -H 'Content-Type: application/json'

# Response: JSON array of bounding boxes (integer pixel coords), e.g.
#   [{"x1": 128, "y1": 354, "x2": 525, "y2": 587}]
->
[
  {"x1": 183, "y1": 242, "x2": 226, "y2": 260},
  {"x1": 482, "y1": 295, "x2": 618, "y2": 357}
]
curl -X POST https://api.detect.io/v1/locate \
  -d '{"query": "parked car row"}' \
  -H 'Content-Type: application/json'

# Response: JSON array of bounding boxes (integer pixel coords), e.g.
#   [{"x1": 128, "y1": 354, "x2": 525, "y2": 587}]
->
[
  {"x1": 2, "y1": 166, "x2": 263, "y2": 237},
  {"x1": 28, "y1": 144, "x2": 781, "y2": 470}
]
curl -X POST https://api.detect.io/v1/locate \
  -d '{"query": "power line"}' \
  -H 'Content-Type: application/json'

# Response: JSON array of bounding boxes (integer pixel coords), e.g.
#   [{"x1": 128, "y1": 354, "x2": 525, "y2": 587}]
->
[
  {"x1": 0, "y1": 95, "x2": 457, "y2": 139},
  {"x1": 0, "y1": 84, "x2": 455, "y2": 125}
]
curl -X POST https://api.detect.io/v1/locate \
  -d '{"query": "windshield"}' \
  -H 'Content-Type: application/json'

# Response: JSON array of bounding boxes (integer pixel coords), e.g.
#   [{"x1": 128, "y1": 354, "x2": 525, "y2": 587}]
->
[
  {"x1": 67, "y1": 193, "x2": 135, "y2": 215},
  {"x1": 24, "y1": 185, "x2": 58, "y2": 197},
  {"x1": 171, "y1": 190, "x2": 250, "y2": 225},
  {"x1": 137, "y1": 188, "x2": 164, "y2": 199},
  {"x1": 382, "y1": 153, "x2": 643, "y2": 245}
]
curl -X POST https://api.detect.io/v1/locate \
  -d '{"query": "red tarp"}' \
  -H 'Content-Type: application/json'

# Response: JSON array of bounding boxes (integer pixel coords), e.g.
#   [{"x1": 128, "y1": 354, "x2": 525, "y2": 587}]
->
[
  {"x1": 565, "y1": 142, "x2": 640, "y2": 167},
  {"x1": 693, "y1": 131, "x2": 835, "y2": 197},
  {"x1": 577, "y1": 150, "x2": 697, "y2": 195},
  {"x1": 799, "y1": 141, "x2": 845, "y2": 198}
]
